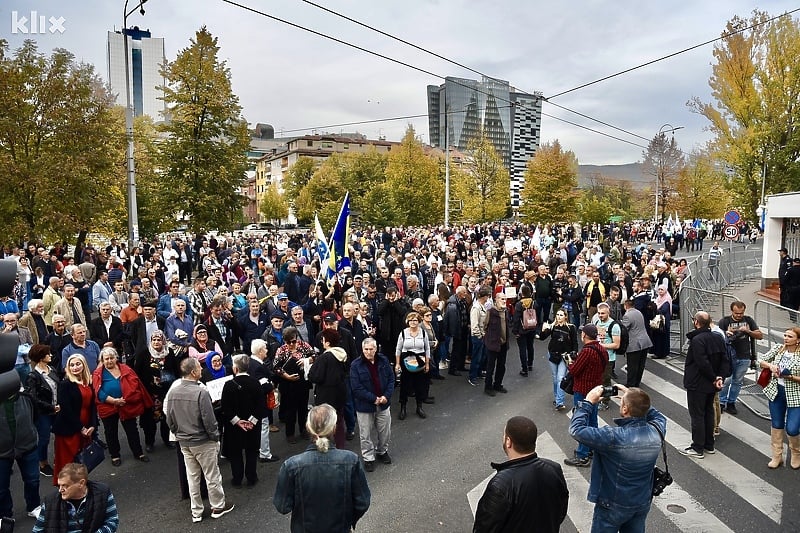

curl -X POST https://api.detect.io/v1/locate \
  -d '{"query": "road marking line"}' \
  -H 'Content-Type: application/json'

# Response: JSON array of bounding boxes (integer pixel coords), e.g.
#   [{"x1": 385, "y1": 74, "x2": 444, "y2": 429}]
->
[
  {"x1": 537, "y1": 430, "x2": 594, "y2": 532},
  {"x1": 638, "y1": 369, "x2": 770, "y2": 458}
]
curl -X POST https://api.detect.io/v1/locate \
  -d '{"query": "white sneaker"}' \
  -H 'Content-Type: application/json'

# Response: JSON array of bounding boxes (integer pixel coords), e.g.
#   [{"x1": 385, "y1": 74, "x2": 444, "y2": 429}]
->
[
  {"x1": 438, "y1": 360, "x2": 449, "y2": 370},
  {"x1": 192, "y1": 515, "x2": 203, "y2": 523},
  {"x1": 28, "y1": 505, "x2": 42, "y2": 519}
]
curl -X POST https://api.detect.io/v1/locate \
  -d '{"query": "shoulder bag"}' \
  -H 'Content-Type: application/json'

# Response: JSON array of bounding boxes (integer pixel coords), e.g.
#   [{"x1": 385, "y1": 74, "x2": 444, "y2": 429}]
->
[{"x1": 649, "y1": 421, "x2": 673, "y2": 496}]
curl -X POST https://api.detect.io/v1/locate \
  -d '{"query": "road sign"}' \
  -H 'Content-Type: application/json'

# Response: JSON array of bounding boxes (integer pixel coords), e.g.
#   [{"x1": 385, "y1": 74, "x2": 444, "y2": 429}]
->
[
  {"x1": 723, "y1": 224, "x2": 740, "y2": 240},
  {"x1": 724, "y1": 209, "x2": 741, "y2": 226}
]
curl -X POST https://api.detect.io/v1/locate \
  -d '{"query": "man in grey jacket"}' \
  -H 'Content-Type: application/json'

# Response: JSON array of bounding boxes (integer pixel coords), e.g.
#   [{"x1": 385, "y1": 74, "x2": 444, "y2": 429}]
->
[
  {"x1": 621, "y1": 299, "x2": 653, "y2": 388},
  {"x1": 165, "y1": 357, "x2": 234, "y2": 523}
]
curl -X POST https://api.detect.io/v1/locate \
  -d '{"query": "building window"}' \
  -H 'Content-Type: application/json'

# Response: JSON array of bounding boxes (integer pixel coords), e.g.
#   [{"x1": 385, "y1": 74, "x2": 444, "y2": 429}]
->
[
  {"x1": 307, "y1": 140, "x2": 313, "y2": 147},
  {"x1": 343, "y1": 143, "x2": 349, "y2": 149},
  {"x1": 321, "y1": 142, "x2": 333, "y2": 149}
]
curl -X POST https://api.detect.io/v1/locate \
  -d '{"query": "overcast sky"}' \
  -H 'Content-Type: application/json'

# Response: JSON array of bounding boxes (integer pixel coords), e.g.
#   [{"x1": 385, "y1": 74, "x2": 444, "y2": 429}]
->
[{"x1": 2, "y1": 0, "x2": 797, "y2": 165}]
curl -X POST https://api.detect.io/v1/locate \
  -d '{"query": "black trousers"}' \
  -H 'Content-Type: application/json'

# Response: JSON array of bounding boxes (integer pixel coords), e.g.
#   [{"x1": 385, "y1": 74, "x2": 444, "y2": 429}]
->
[
  {"x1": 687, "y1": 389, "x2": 716, "y2": 452},
  {"x1": 228, "y1": 443, "x2": 258, "y2": 485},
  {"x1": 141, "y1": 407, "x2": 170, "y2": 446},
  {"x1": 485, "y1": 343, "x2": 508, "y2": 391},
  {"x1": 281, "y1": 382, "x2": 309, "y2": 437},
  {"x1": 624, "y1": 349, "x2": 648, "y2": 388},
  {"x1": 102, "y1": 414, "x2": 143, "y2": 458},
  {"x1": 450, "y1": 334, "x2": 468, "y2": 371},
  {"x1": 399, "y1": 370, "x2": 428, "y2": 405}
]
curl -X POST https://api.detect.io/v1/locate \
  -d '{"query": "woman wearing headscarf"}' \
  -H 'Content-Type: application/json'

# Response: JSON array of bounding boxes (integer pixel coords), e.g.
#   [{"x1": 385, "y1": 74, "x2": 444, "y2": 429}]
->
[
  {"x1": 188, "y1": 323, "x2": 223, "y2": 367},
  {"x1": 25, "y1": 344, "x2": 61, "y2": 476},
  {"x1": 135, "y1": 329, "x2": 180, "y2": 452},
  {"x1": 650, "y1": 282, "x2": 672, "y2": 359},
  {"x1": 51, "y1": 354, "x2": 97, "y2": 484},
  {"x1": 92, "y1": 347, "x2": 152, "y2": 466},
  {"x1": 308, "y1": 328, "x2": 349, "y2": 449}
]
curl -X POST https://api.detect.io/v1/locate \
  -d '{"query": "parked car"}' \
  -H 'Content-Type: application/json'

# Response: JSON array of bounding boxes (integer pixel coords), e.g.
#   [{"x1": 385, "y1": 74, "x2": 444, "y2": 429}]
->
[{"x1": 245, "y1": 223, "x2": 260, "y2": 231}]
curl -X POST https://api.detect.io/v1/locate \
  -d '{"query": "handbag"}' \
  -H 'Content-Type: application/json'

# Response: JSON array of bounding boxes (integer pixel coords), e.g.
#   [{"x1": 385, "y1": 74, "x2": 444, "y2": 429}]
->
[
  {"x1": 649, "y1": 422, "x2": 673, "y2": 497},
  {"x1": 559, "y1": 373, "x2": 574, "y2": 395},
  {"x1": 757, "y1": 367, "x2": 772, "y2": 388},
  {"x1": 267, "y1": 389, "x2": 279, "y2": 410},
  {"x1": 649, "y1": 314, "x2": 665, "y2": 331},
  {"x1": 75, "y1": 438, "x2": 106, "y2": 473}
]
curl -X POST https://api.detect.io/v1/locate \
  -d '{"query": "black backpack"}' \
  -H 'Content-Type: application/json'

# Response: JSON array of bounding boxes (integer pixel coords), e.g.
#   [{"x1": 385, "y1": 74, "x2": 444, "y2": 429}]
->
[{"x1": 610, "y1": 320, "x2": 630, "y2": 355}]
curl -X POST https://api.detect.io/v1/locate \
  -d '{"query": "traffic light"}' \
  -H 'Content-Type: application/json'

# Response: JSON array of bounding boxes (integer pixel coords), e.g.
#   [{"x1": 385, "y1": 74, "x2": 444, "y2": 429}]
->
[{"x1": 0, "y1": 259, "x2": 21, "y2": 399}]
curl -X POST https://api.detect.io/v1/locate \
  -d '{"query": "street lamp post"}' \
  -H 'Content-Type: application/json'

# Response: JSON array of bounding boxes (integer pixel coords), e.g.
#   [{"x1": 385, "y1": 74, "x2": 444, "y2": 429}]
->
[
  {"x1": 655, "y1": 123, "x2": 683, "y2": 223},
  {"x1": 123, "y1": 0, "x2": 147, "y2": 250}
]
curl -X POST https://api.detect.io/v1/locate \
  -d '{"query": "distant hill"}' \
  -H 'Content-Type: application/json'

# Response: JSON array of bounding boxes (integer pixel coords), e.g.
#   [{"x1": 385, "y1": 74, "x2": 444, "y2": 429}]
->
[{"x1": 578, "y1": 163, "x2": 652, "y2": 189}]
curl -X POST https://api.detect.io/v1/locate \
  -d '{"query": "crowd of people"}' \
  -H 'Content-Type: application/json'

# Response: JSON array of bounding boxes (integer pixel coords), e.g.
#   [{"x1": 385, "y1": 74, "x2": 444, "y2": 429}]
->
[{"x1": 1, "y1": 217, "x2": 798, "y2": 531}]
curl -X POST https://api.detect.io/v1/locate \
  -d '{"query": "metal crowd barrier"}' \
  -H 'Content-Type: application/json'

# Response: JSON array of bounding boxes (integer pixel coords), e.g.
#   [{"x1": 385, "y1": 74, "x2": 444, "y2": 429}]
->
[{"x1": 670, "y1": 246, "x2": 770, "y2": 419}]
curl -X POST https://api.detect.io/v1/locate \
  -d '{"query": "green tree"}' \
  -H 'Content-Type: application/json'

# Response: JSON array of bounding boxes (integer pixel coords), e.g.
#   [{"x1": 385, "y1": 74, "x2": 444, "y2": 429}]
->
[
  {"x1": 284, "y1": 156, "x2": 317, "y2": 208},
  {"x1": 674, "y1": 152, "x2": 731, "y2": 219},
  {"x1": 641, "y1": 133, "x2": 684, "y2": 222},
  {"x1": 259, "y1": 183, "x2": 289, "y2": 223},
  {"x1": 384, "y1": 126, "x2": 444, "y2": 226},
  {"x1": 690, "y1": 11, "x2": 800, "y2": 217},
  {"x1": 578, "y1": 192, "x2": 614, "y2": 225},
  {"x1": 294, "y1": 150, "x2": 387, "y2": 226},
  {"x1": 158, "y1": 27, "x2": 250, "y2": 233},
  {"x1": 0, "y1": 40, "x2": 122, "y2": 244},
  {"x1": 519, "y1": 140, "x2": 578, "y2": 223},
  {"x1": 452, "y1": 130, "x2": 510, "y2": 222}
]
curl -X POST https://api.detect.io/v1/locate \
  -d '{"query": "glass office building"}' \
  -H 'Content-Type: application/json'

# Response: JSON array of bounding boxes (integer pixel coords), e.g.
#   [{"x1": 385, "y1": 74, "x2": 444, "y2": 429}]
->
[
  {"x1": 427, "y1": 76, "x2": 542, "y2": 208},
  {"x1": 107, "y1": 27, "x2": 166, "y2": 122}
]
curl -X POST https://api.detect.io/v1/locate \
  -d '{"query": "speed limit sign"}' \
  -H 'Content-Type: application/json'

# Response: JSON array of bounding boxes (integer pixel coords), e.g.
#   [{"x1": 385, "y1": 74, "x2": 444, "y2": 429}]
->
[{"x1": 723, "y1": 224, "x2": 739, "y2": 240}]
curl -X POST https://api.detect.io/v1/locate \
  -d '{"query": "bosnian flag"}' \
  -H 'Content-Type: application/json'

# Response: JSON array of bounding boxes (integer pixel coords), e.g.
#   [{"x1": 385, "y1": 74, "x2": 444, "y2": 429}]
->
[{"x1": 328, "y1": 192, "x2": 351, "y2": 278}]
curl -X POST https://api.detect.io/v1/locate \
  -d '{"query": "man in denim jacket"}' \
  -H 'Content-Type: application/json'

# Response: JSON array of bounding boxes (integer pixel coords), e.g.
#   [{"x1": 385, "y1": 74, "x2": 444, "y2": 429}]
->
[{"x1": 569, "y1": 385, "x2": 666, "y2": 533}]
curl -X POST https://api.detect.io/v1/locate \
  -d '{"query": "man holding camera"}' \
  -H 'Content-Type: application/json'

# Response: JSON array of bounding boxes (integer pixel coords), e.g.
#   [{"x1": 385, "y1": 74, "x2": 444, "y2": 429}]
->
[
  {"x1": 569, "y1": 384, "x2": 666, "y2": 533},
  {"x1": 564, "y1": 324, "x2": 608, "y2": 468}
]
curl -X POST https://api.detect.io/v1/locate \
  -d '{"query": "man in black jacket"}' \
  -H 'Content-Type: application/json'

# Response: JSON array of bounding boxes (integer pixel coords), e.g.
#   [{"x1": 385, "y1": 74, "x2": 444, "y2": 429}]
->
[
  {"x1": 221, "y1": 355, "x2": 268, "y2": 487},
  {"x1": 473, "y1": 416, "x2": 568, "y2": 532},
  {"x1": 681, "y1": 311, "x2": 727, "y2": 459}
]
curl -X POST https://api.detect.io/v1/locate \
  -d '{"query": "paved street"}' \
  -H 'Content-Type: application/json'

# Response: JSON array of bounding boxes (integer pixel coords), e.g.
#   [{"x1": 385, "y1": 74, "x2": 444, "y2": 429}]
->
[{"x1": 11, "y1": 339, "x2": 800, "y2": 532}]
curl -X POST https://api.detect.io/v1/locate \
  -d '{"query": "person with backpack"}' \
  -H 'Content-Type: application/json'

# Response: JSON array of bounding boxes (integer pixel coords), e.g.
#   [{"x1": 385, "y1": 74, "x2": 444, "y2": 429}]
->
[
  {"x1": 591, "y1": 303, "x2": 623, "y2": 410},
  {"x1": 512, "y1": 285, "x2": 537, "y2": 377},
  {"x1": 540, "y1": 309, "x2": 578, "y2": 410}
]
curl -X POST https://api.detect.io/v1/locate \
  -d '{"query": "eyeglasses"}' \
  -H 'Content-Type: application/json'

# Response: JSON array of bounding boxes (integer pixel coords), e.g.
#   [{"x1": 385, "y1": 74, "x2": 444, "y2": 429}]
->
[
  {"x1": 286, "y1": 339, "x2": 297, "y2": 345},
  {"x1": 408, "y1": 318, "x2": 419, "y2": 322}
]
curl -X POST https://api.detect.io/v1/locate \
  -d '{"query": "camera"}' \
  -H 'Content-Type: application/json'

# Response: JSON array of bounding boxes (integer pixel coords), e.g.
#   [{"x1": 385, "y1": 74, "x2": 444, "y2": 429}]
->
[
  {"x1": 601, "y1": 385, "x2": 619, "y2": 398},
  {"x1": 652, "y1": 466, "x2": 673, "y2": 496}
]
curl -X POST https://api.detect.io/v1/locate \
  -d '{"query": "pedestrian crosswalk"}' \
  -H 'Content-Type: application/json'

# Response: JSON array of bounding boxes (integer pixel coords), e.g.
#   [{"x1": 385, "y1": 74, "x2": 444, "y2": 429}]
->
[{"x1": 507, "y1": 359, "x2": 787, "y2": 531}]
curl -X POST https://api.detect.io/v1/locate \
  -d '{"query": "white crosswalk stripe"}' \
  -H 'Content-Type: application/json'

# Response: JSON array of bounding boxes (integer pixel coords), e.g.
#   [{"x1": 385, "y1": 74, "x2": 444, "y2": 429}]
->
[{"x1": 550, "y1": 359, "x2": 784, "y2": 530}]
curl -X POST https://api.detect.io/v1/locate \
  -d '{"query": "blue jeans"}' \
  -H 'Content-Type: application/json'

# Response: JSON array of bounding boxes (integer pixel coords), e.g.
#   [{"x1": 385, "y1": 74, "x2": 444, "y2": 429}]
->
[
  {"x1": 719, "y1": 359, "x2": 750, "y2": 405},
  {"x1": 469, "y1": 336, "x2": 486, "y2": 381},
  {"x1": 591, "y1": 503, "x2": 650, "y2": 533},
  {"x1": 574, "y1": 392, "x2": 597, "y2": 459},
  {"x1": 0, "y1": 447, "x2": 40, "y2": 517},
  {"x1": 768, "y1": 384, "x2": 800, "y2": 436},
  {"x1": 34, "y1": 413, "x2": 54, "y2": 463},
  {"x1": 549, "y1": 356, "x2": 567, "y2": 406}
]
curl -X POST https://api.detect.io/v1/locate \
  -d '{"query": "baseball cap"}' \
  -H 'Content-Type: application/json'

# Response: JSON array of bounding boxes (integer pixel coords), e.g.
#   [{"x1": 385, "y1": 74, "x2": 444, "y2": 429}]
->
[
  {"x1": 278, "y1": 292, "x2": 288, "y2": 300},
  {"x1": 580, "y1": 324, "x2": 599, "y2": 339},
  {"x1": 323, "y1": 314, "x2": 338, "y2": 323},
  {"x1": 270, "y1": 311, "x2": 285, "y2": 320},
  {"x1": 779, "y1": 247, "x2": 788, "y2": 253}
]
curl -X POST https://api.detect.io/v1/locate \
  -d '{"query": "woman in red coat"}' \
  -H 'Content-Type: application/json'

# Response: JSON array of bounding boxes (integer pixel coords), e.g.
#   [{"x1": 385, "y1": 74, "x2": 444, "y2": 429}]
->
[
  {"x1": 92, "y1": 347, "x2": 153, "y2": 466},
  {"x1": 52, "y1": 354, "x2": 97, "y2": 484}
]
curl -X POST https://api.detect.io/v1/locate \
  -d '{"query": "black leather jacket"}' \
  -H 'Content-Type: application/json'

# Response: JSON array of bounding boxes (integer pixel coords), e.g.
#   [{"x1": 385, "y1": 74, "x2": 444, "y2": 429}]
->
[{"x1": 473, "y1": 453, "x2": 568, "y2": 533}]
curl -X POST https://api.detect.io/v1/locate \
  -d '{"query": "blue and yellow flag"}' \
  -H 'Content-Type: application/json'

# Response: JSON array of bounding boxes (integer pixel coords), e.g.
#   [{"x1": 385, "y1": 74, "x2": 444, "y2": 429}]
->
[{"x1": 328, "y1": 192, "x2": 351, "y2": 278}]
